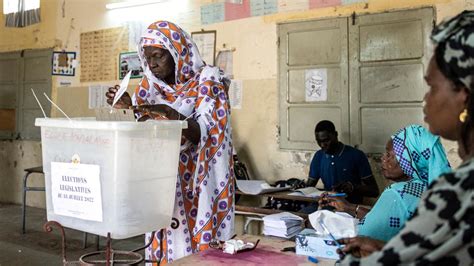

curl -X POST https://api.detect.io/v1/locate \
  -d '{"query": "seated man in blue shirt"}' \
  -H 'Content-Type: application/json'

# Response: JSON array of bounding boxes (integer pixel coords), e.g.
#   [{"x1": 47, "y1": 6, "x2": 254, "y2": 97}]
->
[{"x1": 307, "y1": 120, "x2": 379, "y2": 204}]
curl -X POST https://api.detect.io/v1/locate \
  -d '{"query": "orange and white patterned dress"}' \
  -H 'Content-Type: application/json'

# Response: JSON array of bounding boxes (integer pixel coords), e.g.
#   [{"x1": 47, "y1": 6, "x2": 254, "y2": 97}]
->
[{"x1": 132, "y1": 21, "x2": 234, "y2": 264}]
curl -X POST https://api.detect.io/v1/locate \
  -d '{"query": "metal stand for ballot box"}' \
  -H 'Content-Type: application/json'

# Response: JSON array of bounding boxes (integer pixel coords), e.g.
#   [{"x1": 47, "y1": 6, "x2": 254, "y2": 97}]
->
[{"x1": 44, "y1": 221, "x2": 164, "y2": 265}]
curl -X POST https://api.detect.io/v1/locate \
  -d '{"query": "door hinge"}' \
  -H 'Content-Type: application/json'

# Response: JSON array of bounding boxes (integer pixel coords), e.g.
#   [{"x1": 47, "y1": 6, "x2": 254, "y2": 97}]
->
[{"x1": 277, "y1": 37, "x2": 280, "y2": 48}]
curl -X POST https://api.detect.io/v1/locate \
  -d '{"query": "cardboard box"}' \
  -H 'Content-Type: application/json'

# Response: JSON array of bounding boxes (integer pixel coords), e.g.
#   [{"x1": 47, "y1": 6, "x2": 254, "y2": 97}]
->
[{"x1": 295, "y1": 228, "x2": 340, "y2": 259}]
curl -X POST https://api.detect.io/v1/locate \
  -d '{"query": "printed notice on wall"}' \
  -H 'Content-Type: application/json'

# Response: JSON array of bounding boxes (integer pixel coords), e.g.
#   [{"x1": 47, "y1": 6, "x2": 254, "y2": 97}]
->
[
  {"x1": 89, "y1": 85, "x2": 109, "y2": 109},
  {"x1": 305, "y1": 69, "x2": 327, "y2": 102},
  {"x1": 51, "y1": 162, "x2": 103, "y2": 222},
  {"x1": 191, "y1": 31, "x2": 216, "y2": 66},
  {"x1": 216, "y1": 50, "x2": 234, "y2": 78},
  {"x1": 229, "y1": 79, "x2": 242, "y2": 109},
  {"x1": 200, "y1": 2, "x2": 225, "y2": 25}
]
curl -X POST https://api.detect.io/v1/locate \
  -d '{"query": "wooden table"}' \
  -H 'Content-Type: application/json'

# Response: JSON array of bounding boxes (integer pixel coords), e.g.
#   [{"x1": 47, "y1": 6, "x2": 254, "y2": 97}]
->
[
  {"x1": 173, "y1": 235, "x2": 336, "y2": 265},
  {"x1": 236, "y1": 190, "x2": 320, "y2": 203}
]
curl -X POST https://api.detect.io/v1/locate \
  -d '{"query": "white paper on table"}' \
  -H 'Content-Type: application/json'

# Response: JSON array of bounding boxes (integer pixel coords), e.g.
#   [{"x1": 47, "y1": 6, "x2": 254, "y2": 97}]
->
[
  {"x1": 111, "y1": 70, "x2": 131, "y2": 108},
  {"x1": 263, "y1": 211, "x2": 304, "y2": 223},
  {"x1": 236, "y1": 180, "x2": 290, "y2": 195},
  {"x1": 51, "y1": 162, "x2": 103, "y2": 222},
  {"x1": 263, "y1": 226, "x2": 302, "y2": 238},
  {"x1": 222, "y1": 239, "x2": 255, "y2": 255},
  {"x1": 263, "y1": 212, "x2": 303, "y2": 238},
  {"x1": 288, "y1": 187, "x2": 325, "y2": 197},
  {"x1": 309, "y1": 210, "x2": 358, "y2": 238}
]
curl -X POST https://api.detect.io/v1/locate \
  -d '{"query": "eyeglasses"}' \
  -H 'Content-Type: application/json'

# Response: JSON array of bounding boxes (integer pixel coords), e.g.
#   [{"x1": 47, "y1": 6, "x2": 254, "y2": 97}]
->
[
  {"x1": 382, "y1": 151, "x2": 395, "y2": 161},
  {"x1": 209, "y1": 234, "x2": 236, "y2": 249}
]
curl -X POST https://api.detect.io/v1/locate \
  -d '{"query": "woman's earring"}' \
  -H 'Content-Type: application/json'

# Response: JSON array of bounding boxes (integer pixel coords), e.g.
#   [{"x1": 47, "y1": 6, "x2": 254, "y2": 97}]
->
[{"x1": 459, "y1": 109, "x2": 468, "y2": 123}]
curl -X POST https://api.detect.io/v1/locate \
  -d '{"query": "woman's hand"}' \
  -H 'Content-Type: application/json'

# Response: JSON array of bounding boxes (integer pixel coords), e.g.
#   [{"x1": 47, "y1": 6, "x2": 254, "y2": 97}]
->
[
  {"x1": 318, "y1": 193, "x2": 355, "y2": 213},
  {"x1": 337, "y1": 236, "x2": 385, "y2": 258},
  {"x1": 135, "y1": 104, "x2": 181, "y2": 120},
  {"x1": 106, "y1": 85, "x2": 132, "y2": 109},
  {"x1": 325, "y1": 196, "x2": 354, "y2": 213}
]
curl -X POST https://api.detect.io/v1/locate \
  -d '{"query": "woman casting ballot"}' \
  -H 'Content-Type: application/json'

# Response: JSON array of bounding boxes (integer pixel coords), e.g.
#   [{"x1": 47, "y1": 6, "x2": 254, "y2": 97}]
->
[{"x1": 106, "y1": 20, "x2": 234, "y2": 264}]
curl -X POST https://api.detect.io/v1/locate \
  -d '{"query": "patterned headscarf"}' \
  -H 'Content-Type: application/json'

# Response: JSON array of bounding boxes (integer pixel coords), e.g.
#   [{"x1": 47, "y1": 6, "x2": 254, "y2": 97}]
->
[
  {"x1": 134, "y1": 20, "x2": 228, "y2": 108},
  {"x1": 138, "y1": 21, "x2": 203, "y2": 87},
  {"x1": 391, "y1": 125, "x2": 451, "y2": 185},
  {"x1": 431, "y1": 10, "x2": 474, "y2": 91}
]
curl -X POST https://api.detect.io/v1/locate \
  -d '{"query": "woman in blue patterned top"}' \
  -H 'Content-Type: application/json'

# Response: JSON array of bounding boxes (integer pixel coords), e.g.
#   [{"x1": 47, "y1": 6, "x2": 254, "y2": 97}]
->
[
  {"x1": 323, "y1": 125, "x2": 451, "y2": 242},
  {"x1": 358, "y1": 125, "x2": 451, "y2": 241}
]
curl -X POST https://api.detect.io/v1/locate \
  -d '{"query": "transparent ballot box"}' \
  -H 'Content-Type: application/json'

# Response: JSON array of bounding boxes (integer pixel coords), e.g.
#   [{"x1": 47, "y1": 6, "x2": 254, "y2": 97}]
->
[{"x1": 35, "y1": 118, "x2": 187, "y2": 239}]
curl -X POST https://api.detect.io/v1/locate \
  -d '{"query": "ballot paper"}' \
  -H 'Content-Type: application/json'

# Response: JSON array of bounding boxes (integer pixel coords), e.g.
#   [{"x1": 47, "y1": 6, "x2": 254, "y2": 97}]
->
[
  {"x1": 95, "y1": 70, "x2": 135, "y2": 121},
  {"x1": 236, "y1": 180, "x2": 291, "y2": 195},
  {"x1": 263, "y1": 212, "x2": 303, "y2": 239},
  {"x1": 111, "y1": 70, "x2": 131, "y2": 108},
  {"x1": 288, "y1": 187, "x2": 325, "y2": 197}
]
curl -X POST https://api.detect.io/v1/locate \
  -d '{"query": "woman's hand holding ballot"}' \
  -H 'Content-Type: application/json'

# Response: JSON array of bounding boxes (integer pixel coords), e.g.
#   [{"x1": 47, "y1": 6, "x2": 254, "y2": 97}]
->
[
  {"x1": 105, "y1": 84, "x2": 201, "y2": 143},
  {"x1": 106, "y1": 85, "x2": 132, "y2": 109},
  {"x1": 106, "y1": 85, "x2": 184, "y2": 121}
]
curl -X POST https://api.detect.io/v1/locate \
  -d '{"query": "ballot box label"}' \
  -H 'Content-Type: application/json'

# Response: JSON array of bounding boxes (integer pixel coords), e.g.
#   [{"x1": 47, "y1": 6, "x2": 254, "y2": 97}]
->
[{"x1": 51, "y1": 162, "x2": 103, "y2": 222}]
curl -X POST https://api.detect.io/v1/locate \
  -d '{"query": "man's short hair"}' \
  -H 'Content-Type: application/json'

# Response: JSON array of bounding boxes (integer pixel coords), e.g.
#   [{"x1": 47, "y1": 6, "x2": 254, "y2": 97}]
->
[{"x1": 315, "y1": 120, "x2": 336, "y2": 133}]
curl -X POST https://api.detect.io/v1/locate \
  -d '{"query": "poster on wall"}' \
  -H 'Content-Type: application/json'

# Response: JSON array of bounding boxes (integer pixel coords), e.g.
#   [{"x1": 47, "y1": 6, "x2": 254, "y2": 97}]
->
[
  {"x1": 305, "y1": 68, "x2": 327, "y2": 102},
  {"x1": 81, "y1": 27, "x2": 129, "y2": 82},
  {"x1": 52, "y1": 51, "x2": 76, "y2": 76},
  {"x1": 88, "y1": 85, "x2": 109, "y2": 109},
  {"x1": 229, "y1": 79, "x2": 242, "y2": 109},
  {"x1": 191, "y1": 30, "x2": 216, "y2": 65},
  {"x1": 119, "y1": 52, "x2": 143, "y2": 80}
]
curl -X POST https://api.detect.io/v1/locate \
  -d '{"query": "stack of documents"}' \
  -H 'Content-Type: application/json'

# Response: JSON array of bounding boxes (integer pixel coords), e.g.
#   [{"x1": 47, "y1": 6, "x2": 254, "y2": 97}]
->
[{"x1": 262, "y1": 212, "x2": 303, "y2": 239}]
